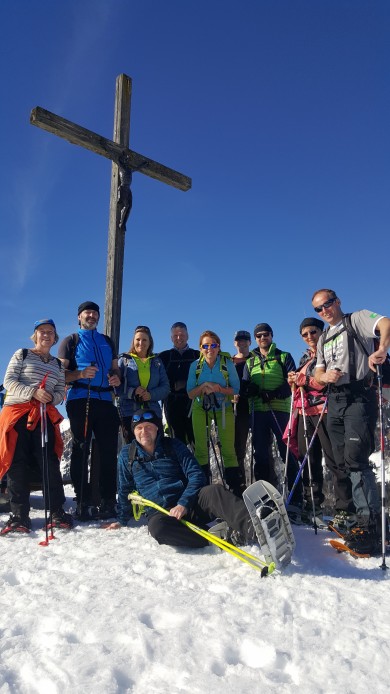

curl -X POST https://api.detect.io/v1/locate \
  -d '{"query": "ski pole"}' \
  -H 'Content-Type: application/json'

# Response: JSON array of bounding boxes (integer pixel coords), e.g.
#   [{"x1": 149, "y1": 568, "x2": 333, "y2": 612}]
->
[
  {"x1": 108, "y1": 368, "x2": 126, "y2": 439},
  {"x1": 282, "y1": 384, "x2": 295, "y2": 501},
  {"x1": 287, "y1": 397, "x2": 328, "y2": 505},
  {"x1": 39, "y1": 401, "x2": 50, "y2": 546},
  {"x1": 376, "y1": 364, "x2": 388, "y2": 571},
  {"x1": 299, "y1": 387, "x2": 318, "y2": 534},
  {"x1": 204, "y1": 401, "x2": 211, "y2": 484},
  {"x1": 128, "y1": 493, "x2": 275, "y2": 575},
  {"x1": 249, "y1": 399, "x2": 255, "y2": 484},
  {"x1": 79, "y1": 361, "x2": 96, "y2": 510},
  {"x1": 36, "y1": 373, "x2": 55, "y2": 546},
  {"x1": 210, "y1": 404, "x2": 228, "y2": 489}
]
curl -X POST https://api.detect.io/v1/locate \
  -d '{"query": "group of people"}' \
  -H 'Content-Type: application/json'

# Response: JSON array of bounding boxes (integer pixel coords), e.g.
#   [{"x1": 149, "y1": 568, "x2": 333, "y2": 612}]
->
[{"x1": 0, "y1": 290, "x2": 389, "y2": 556}]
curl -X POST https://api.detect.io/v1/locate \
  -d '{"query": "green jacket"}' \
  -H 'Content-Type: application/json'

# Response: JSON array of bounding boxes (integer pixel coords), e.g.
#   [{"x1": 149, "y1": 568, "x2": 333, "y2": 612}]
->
[{"x1": 242, "y1": 344, "x2": 296, "y2": 413}]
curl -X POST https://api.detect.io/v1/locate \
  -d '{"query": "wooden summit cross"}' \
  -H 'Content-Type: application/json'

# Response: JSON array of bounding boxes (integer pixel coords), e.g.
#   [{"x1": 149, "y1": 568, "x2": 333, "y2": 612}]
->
[{"x1": 30, "y1": 74, "x2": 191, "y2": 351}]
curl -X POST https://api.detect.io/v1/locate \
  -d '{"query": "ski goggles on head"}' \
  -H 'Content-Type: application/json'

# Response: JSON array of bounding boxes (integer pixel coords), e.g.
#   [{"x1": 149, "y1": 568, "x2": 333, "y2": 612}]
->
[
  {"x1": 132, "y1": 412, "x2": 155, "y2": 424},
  {"x1": 201, "y1": 343, "x2": 219, "y2": 350},
  {"x1": 314, "y1": 297, "x2": 337, "y2": 313}
]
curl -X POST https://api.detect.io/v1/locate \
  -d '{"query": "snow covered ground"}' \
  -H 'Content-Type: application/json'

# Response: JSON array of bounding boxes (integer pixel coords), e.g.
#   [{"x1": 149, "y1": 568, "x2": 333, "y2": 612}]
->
[{"x1": 1, "y1": 485, "x2": 389, "y2": 694}]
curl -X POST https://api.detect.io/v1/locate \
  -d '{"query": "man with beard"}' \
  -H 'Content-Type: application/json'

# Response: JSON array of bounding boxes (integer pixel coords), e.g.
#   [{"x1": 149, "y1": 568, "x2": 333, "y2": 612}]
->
[{"x1": 58, "y1": 301, "x2": 120, "y2": 521}]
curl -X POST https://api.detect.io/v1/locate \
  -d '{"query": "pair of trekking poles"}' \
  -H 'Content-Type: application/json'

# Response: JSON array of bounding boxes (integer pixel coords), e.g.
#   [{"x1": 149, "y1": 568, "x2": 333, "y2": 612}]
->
[
  {"x1": 203, "y1": 394, "x2": 228, "y2": 489},
  {"x1": 39, "y1": 374, "x2": 55, "y2": 546},
  {"x1": 247, "y1": 390, "x2": 320, "y2": 530}
]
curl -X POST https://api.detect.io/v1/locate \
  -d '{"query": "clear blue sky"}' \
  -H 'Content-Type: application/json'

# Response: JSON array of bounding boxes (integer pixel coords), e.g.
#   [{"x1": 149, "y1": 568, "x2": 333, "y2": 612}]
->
[{"x1": 1, "y1": 0, "x2": 389, "y2": 382}]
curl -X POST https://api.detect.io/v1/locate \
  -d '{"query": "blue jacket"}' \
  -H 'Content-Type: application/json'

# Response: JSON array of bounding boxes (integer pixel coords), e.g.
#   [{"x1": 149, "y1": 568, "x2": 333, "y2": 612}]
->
[
  {"x1": 61, "y1": 329, "x2": 115, "y2": 403},
  {"x1": 117, "y1": 436, "x2": 207, "y2": 525},
  {"x1": 186, "y1": 354, "x2": 240, "y2": 410},
  {"x1": 118, "y1": 354, "x2": 170, "y2": 418}
]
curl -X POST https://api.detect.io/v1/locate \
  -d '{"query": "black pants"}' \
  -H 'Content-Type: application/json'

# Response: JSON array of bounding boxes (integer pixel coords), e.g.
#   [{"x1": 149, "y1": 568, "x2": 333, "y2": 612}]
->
[
  {"x1": 327, "y1": 388, "x2": 379, "y2": 520},
  {"x1": 252, "y1": 410, "x2": 302, "y2": 503},
  {"x1": 7, "y1": 414, "x2": 65, "y2": 519},
  {"x1": 66, "y1": 398, "x2": 119, "y2": 504},
  {"x1": 297, "y1": 412, "x2": 340, "y2": 507},
  {"x1": 164, "y1": 393, "x2": 195, "y2": 446},
  {"x1": 147, "y1": 484, "x2": 251, "y2": 548}
]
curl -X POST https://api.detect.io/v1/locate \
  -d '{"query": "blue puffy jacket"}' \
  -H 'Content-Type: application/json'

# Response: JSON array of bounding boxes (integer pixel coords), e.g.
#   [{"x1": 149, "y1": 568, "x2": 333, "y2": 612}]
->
[
  {"x1": 118, "y1": 354, "x2": 170, "y2": 418},
  {"x1": 117, "y1": 436, "x2": 206, "y2": 525}
]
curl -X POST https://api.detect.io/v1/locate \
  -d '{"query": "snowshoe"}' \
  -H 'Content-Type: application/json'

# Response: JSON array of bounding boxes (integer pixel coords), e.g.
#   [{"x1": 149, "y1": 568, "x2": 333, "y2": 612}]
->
[
  {"x1": 1, "y1": 514, "x2": 31, "y2": 535},
  {"x1": 328, "y1": 511, "x2": 357, "y2": 537},
  {"x1": 243, "y1": 480, "x2": 295, "y2": 570},
  {"x1": 45, "y1": 509, "x2": 73, "y2": 530}
]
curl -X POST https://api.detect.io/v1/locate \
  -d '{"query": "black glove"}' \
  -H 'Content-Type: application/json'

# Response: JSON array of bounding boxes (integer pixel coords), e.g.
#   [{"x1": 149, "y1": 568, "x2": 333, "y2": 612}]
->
[
  {"x1": 259, "y1": 389, "x2": 271, "y2": 403},
  {"x1": 241, "y1": 381, "x2": 259, "y2": 398},
  {"x1": 269, "y1": 382, "x2": 291, "y2": 400}
]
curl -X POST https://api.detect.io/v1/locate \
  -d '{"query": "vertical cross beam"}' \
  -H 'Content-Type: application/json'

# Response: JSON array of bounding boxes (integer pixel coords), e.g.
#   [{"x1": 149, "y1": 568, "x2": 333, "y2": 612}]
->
[{"x1": 104, "y1": 74, "x2": 132, "y2": 351}]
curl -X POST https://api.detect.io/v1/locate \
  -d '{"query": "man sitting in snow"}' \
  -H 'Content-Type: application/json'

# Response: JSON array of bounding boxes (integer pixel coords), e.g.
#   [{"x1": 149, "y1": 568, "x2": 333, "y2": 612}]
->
[{"x1": 104, "y1": 410, "x2": 255, "y2": 548}]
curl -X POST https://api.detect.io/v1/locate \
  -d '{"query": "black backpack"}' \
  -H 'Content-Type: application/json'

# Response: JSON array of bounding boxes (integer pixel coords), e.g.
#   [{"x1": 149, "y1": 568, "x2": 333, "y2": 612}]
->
[{"x1": 127, "y1": 436, "x2": 178, "y2": 470}]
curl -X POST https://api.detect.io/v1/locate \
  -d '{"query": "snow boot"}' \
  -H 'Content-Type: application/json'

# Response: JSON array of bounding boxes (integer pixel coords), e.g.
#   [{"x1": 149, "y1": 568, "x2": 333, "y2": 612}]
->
[
  {"x1": 1, "y1": 514, "x2": 31, "y2": 535},
  {"x1": 99, "y1": 499, "x2": 117, "y2": 520},
  {"x1": 75, "y1": 503, "x2": 100, "y2": 522},
  {"x1": 344, "y1": 525, "x2": 381, "y2": 556},
  {"x1": 45, "y1": 509, "x2": 73, "y2": 530},
  {"x1": 328, "y1": 511, "x2": 357, "y2": 536}
]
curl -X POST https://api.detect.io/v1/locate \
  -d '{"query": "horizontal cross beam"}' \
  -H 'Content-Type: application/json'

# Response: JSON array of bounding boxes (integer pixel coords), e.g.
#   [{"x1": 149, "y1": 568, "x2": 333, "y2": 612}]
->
[{"x1": 30, "y1": 106, "x2": 191, "y2": 192}]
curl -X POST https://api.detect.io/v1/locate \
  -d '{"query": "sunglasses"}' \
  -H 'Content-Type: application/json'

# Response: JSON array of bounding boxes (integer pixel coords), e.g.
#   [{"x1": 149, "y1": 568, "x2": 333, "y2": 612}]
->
[
  {"x1": 202, "y1": 343, "x2": 219, "y2": 350},
  {"x1": 256, "y1": 332, "x2": 271, "y2": 338},
  {"x1": 314, "y1": 297, "x2": 337, "y2": 313},
  {"x1": 301, "y1": 329, "x2": 319, "y2": 338},
  {"x1": 132, "y1": 412, "x2": 155, "y2": 423}
]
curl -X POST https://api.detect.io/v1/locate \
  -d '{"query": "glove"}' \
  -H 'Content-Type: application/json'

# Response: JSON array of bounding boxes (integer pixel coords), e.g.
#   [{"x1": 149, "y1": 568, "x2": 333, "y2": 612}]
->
[{"x1": 241, "y1": 381, "x2": 259, "y2": 398}]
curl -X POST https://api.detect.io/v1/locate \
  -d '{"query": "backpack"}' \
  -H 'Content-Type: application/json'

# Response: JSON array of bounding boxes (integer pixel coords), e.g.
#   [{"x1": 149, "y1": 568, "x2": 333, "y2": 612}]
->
[
  {"x1": 127, "y1": 436, "x2": 178, "y2": 470},
  {"x1": 195, "y1": 352, "x2": 231, "y2": 386},
  {"x1": 323, "y1": 313, "x2": 390, "y2": 386},
  {"x1": 343, "y1": 313, "x2": 390, "y2": 386},
  {"x1": 247, "y1": 348, "x2": 288, "y2": 380}
]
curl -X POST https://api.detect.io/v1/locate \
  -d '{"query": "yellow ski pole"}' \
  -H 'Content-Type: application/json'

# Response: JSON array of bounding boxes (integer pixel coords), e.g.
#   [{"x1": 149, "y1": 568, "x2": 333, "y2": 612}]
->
[{"x1": 128, "y1": 493, "x2": 275, "y2": 576}]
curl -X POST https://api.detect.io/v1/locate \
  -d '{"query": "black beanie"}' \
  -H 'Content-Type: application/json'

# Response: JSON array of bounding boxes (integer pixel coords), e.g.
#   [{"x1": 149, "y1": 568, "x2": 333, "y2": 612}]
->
[
  {"x1": 254, "y1": 323, "x2": 273, "y2": 337},
  {"x1": 299, "y1": 317, "x2": 324, "y2": 333},
  {"x1": 131, "y1": 409, "x2": 160, "y2": 433},
  {"x1": 78, "y1": 301, "x2": 100, "y2": 316}
]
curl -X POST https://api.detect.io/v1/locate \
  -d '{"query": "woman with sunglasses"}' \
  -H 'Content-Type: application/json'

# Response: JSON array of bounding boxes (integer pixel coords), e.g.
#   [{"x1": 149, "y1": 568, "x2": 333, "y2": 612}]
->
[
  {"x1": 287, "y1": 317, "x2": 345, "y2": 521},
  {"x1": 187, "y1": 330, "x2": 243, "y2": 496},
  {"x1": 118, "y1": 326, "x2": 170, "y2": 442}
]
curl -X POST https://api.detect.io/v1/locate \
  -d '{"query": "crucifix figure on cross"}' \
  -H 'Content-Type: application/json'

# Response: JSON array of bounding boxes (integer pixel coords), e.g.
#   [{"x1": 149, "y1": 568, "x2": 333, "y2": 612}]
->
[{"x1": 30, "y1": 73, "x2": 191, "y2": 351}]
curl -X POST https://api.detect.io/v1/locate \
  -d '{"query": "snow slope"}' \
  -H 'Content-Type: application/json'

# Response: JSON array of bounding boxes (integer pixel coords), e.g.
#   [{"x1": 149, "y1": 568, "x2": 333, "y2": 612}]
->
[{"x1": 1, "y1": 487, "x2": 389, "y2": 694}]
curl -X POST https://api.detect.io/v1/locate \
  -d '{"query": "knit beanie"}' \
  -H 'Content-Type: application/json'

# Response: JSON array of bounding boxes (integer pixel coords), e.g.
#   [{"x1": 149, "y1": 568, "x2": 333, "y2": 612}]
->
[
  {"x1": 254, "y1": 323, "x2": 273, "y2": 337},
  {"x1": 78, "y1": 301, "x2": 100, "y2": 316},
  {"x1": 131, "y1": 409, "x2": 160, "y2": 433},
  {"x1": 299, "y1": 317, "x2": 324, "y2": 333}
]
